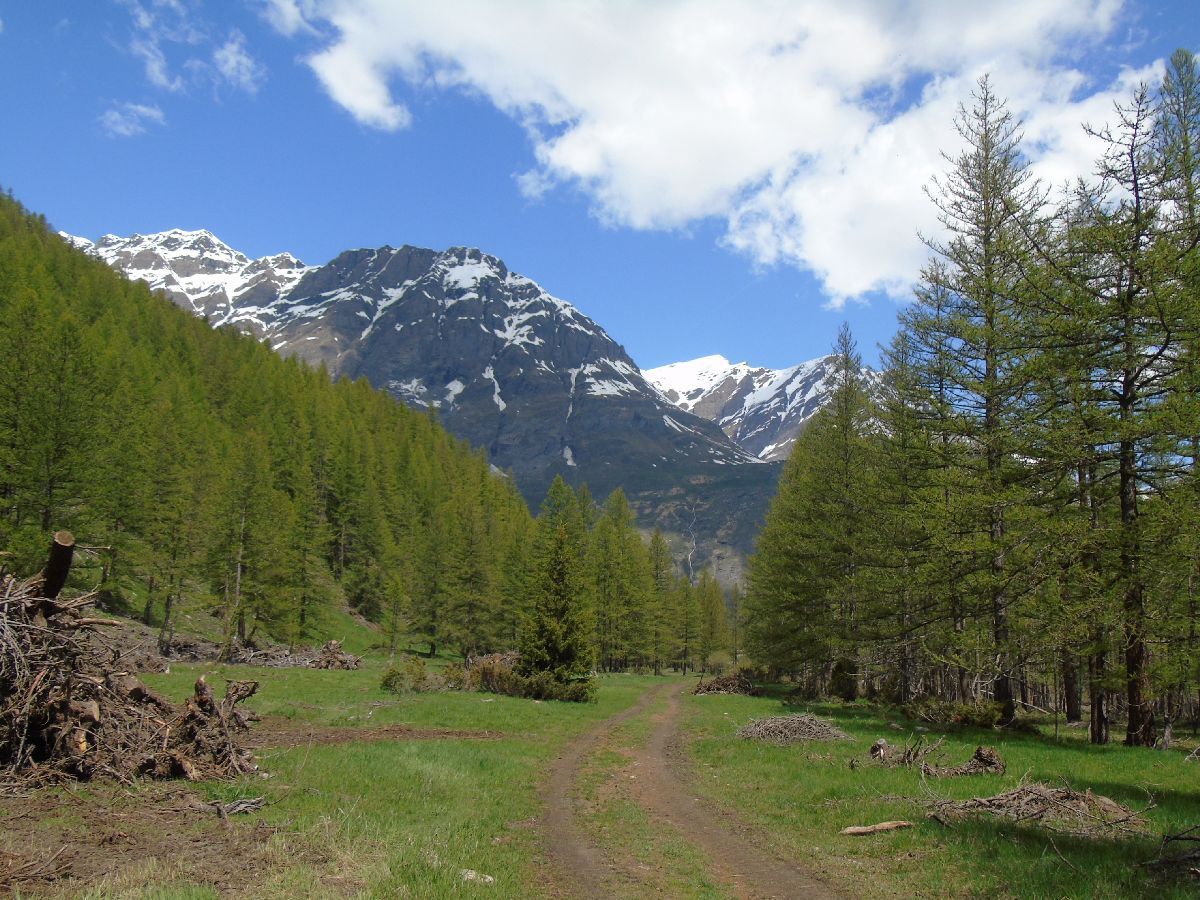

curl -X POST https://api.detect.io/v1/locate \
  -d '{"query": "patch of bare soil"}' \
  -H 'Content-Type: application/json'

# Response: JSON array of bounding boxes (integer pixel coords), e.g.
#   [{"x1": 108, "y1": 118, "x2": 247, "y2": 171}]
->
[
  {"x1": 0, "y1": 783, "x2": 340, "y2": 897},
  {"x1": 539, "y1": 682, "x2": 839, "y2": 900},
  {"x1": 632, "y1": 688, "x2": 840, "y2": 899},
  {"x1": 537, "y1": 682, "x2": 672, "y2": 899},
  {"x1": 248, "y1": 717, "x2": 501, "y2": 750}
]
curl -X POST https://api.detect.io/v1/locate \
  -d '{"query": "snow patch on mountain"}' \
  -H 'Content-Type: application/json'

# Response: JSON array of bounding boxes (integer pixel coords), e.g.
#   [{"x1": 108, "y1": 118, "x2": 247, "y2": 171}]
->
[{"x1": 647, "y1": 354, "x2": 866, "y2": 462}]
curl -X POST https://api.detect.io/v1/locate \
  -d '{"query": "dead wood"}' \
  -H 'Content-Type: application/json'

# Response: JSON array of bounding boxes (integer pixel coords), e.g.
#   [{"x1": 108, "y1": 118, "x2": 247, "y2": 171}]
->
[
  {"x1": 840, "y1": 821, "x2": 913, "y2": 835},
  {"x1": 1141, "y1": 824, "x2": 1200, "y2": 875},
  {"x1": 0, "y1": 845, "x2": 68, "y2": 889},
  {"x1": 736, "y1": 713, "x2": 850, "y2": 745},
  {"x1": 0, "y1": 543, "x2": 259, "y2": 789},
  {"x1": 927, "y1": 782, "x2": 1152, "y2": 837},
  {"x1": 310, "y1": 639, "x2": 360, "y2": 670},
  {"x1": 860, "y1": 733, "x2": 947, "y2": 769},
  {"x1": 922, "y1": 745, "x2": 1006, "y2": 778},
  {"x1": 204, "y1": 795, "x2": 266, "y2": 819},
  {"x1": 41, "y1": 531, "x2": 76, "y2": 602},
  {"x1": 694, "y1": 672, "x2": 758, "y2": 696}
]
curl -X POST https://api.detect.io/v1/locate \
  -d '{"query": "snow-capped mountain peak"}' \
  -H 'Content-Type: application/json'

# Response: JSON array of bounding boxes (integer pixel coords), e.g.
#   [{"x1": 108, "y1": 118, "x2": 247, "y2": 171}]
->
[
  {"x1": 647, "y1": 353, "x2": 861, "y2": 461},
  {"x1": 59, "y1": 228, "x2": 314, "y2": 319}
]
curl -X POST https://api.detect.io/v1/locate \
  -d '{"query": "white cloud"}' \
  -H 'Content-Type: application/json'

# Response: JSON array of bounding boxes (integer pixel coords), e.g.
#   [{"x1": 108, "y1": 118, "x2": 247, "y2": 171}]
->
[
  {"x1": 213, "y1": 30, "x2": 266, "y2": 94},
  {"x1": 272, "y1": 0, "x2": 1152, "y2": 304},
  {"x1": 120, "y1": 0, "x2": 204, "y2": 91},
  {"x1": 120, "y1": 1, "x2": 266, "y2": 97},
  {"x1": 259, "y1": 0, "x2": 318, "y2": 37},
  {"x1": 99, "y1": 101, "x2": 166, "y2": 138}
]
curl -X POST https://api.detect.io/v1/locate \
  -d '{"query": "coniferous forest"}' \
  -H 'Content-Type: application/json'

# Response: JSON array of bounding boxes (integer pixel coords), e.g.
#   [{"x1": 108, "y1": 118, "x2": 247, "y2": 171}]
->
[
  {"x1": 0, "y1": 193, "x2": 728, "y2": 679},
  {"x1": 746, "y1": 51, "x2": 1200, "y2": 747}
]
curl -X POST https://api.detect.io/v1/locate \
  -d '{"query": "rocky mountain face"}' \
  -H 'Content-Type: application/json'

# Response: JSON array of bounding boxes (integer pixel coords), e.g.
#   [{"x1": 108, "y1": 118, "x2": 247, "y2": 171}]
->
[
  {"x1": 64, "y1": 229, "x2": 778, "y2": 583},
  {"x1": 646, "y1": 354, "x2": 875, "y2": 462}
]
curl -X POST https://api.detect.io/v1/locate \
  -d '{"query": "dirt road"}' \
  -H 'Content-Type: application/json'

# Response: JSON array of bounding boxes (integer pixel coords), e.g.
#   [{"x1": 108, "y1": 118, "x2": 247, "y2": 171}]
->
[{"x1": 540, "y1": 681, "x2": 837, "y2": 899}]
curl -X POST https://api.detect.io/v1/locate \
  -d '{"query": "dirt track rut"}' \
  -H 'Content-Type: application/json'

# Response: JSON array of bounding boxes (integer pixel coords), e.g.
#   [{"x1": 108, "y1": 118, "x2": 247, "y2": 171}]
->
[{"x1": 540, "y1": 682, "x2": 838, "y2": 899}]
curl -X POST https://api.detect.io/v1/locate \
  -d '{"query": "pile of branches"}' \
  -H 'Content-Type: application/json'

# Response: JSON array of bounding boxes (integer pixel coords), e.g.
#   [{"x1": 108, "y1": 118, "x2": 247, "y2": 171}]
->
[
  {"x1": 1143, "y1": 824, "x2": 1200, "y2": 878},
  {"x1": 928, "y1": 782, "x2": 1150, "y2": 837},
  {"x1": 158, "y1": 634, "x2": 221, "y2": 663},
  {"x1": 865, "y1": 734, "x2": 946, "y2": 768},
  {"x1": 736, "y1": 713, "x2": 850, "y2": 745},
  {"x1": 923, "y1": 745, "x2": 1006, "y2": 778},
  {"x1": 694, "y1": 672, "x2": 757, "y2": 696},
  {"x1": 217, "y1": 638, "x2": 359, "y2": 670},
  {"x1": 311, "y1": 639, "x2": 360, "y2": 670},
  {"x1": 0, "y1": 532, "x2": 259, "y2": 787},
  {"x1": 466, "y1": 651, "x2": 519, "y2": 672},
  {"x1": 228, "y1": 642, "x2": 317, "y2": 668}
]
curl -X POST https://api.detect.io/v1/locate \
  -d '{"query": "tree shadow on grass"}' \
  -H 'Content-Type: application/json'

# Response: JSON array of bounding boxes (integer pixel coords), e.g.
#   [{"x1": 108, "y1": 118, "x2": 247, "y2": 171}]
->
[{"x1": 926, "y1": 815, "x2": 1196, "y2": 898}]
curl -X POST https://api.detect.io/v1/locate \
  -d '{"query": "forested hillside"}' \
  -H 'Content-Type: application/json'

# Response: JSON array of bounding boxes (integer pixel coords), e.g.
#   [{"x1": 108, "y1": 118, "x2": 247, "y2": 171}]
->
[
  {"x1": 0, "y1": 194, "x2": 735, "y2": 675},
  {"x1": 0, "y1": 192, "x2": 533, "y2": 656},
  {"x1": 747, "y1": 52, "x2": 1200, "y2": 747}
]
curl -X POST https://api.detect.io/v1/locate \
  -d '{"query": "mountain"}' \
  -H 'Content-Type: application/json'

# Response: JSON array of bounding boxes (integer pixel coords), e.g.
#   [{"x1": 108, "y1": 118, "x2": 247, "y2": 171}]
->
[
  {"x1": 64, "y1": 229, "x2": 779, "y2": 582},
  {"x1": 647, "y1": 354, "x2": 858, "y2": 462}
]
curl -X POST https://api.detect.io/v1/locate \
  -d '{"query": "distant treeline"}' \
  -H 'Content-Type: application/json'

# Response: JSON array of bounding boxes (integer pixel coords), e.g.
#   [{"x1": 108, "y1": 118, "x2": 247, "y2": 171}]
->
[
  {"x1": 0, "y1": 192, "x2": 731, "y2": 674},
  {"x1": 746, "y1": 52, "x2": 1200, "y2": 747}
]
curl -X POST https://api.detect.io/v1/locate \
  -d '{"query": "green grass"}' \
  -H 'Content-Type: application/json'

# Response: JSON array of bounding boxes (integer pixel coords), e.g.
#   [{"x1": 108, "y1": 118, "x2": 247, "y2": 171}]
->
[
  {"x1": 681, "y1": 692, "x2": 1200, "y2": 899},
  {"x1": 44, "y1": 655, "x2": 1200, "y2": 898},
  {"x1": 573, "y1": 682, "x2": 732, "y2": 899},
  {"x1": 133, "y1": 663, "x2": 651, "y2": 897}
]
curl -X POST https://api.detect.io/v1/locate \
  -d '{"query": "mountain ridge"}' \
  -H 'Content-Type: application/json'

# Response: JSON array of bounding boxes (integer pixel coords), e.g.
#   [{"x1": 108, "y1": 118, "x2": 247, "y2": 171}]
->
[
  {"x1": 63, "y1": 227, "x2": 776, "y2": 584},
  {"x1": 646, "y1": 353, "x2": 872, "y2": 462}
]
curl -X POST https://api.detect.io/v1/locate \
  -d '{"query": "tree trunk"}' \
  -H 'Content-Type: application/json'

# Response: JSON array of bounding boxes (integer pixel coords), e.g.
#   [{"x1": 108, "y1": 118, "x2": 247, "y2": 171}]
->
[
  {"x1": 1119, "y1": 434, "x2": 1155, "y2": 746},
  {"x1": 1062, "y1": 651, "x2": 1082, "y2": 722},
  {"x1": 41, "y1": 529, "x2": 75, "y2": 600},
  {"x1": 1089, "y1": 649, "x2": 1109, "y2": 745},
  {"x1": 142, "y1": 575, "x2": 156, "y2": 625}
]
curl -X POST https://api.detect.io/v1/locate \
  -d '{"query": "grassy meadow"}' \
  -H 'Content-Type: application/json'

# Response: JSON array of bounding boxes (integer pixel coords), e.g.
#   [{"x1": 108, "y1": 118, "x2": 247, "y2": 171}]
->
[
  {"x1": 18, "y1": 653, "x2": 1197, "y2": 899},
  {"x1": 681, "y1": 690, "x2": 1200, "y2": 899},
  {"x1": 132, "y1": 663, "x2": 659, "y2": 898}
]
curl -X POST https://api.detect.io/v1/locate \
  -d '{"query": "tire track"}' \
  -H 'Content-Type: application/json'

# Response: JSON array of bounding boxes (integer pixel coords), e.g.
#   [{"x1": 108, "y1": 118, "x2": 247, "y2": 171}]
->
[
  {"x1": 539, "y1": 681, "x2": 673, "y2": 898},
  {"x1": 540, "y1": 681, "x2": 838, "y2": 899}
]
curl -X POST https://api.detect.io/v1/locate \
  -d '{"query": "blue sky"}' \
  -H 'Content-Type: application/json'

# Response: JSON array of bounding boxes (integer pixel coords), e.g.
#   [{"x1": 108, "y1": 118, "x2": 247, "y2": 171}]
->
[{"x1": 0, "y1": 2, "x2": 1195, "y2": 370}]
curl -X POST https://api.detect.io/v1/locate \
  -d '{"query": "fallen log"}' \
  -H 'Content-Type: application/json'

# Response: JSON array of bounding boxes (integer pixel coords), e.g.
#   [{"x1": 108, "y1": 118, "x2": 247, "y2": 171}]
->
[{"x1": 840, "y1": 821, "x2": 914, "y2": 835}]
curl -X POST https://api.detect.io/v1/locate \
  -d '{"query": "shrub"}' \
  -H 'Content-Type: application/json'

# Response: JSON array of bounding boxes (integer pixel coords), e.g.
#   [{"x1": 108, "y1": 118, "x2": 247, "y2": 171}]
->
[
  {"x1": 380, "y1": 655, "x2": 438, "y2": 694},
  {"x1": 903, "y1": 697, "x2": 1004, "y2": 728},
  {"x1": 441, "y1": 662, "x2": 473, "y2": 691},
  {"x1": 438, "y1": 652, "x2": 594, "y2": 702}
]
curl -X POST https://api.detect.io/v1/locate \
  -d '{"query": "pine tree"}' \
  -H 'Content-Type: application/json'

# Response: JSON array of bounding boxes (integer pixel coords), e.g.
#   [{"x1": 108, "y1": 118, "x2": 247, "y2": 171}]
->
[
  {"x1": 519, "y1": 477, "x2": 592, "y2": 680},
  {"x1": 909, "y1": 76, "x2": 1045, "y2": 724},
  {"x1": 646, "y1": 530, "x2": 675, "y2": 675},
  {"x1": 695, "y1": 568, "x2": 730, "y2": 674},
  {"x1": 745, "y1": 324, "x2": 872, "y2": 694}
]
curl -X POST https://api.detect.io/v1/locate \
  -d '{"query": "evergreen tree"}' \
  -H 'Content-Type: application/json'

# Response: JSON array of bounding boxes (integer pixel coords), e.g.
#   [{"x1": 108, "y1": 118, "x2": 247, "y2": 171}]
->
[
  {"x1": 519, "y1": 477, "x2": 592, "y2": 680},
  {"x1": 695, "y1": 568, "x2": 730, "y2": 674}
]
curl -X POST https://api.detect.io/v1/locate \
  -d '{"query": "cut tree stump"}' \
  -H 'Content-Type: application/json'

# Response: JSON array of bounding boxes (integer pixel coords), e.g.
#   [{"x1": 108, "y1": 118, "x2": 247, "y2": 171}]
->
[{"x1": 41, "y1": 531, "x2": 75, "y2": 600}]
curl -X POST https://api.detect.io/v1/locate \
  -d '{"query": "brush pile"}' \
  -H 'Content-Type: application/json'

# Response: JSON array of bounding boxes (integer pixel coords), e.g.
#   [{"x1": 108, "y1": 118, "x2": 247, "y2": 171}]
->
[
  {"x1": 736, "y1": 713, "x2": 851, "y2": 745},
  {"x1": 694, "y1": 672, "x2": 757, "y2": 696},
  {"x1": 928, "y1": 782, "x2": 1149, "y2": 836},
  {"x1": 0, "y1": 532, "x2": 259, "y2": 787},
  {"x1": 233, "y1": 639, "x2": 360, "y2": 670},
  {"x1": 310, "y1": 639, "x2": 360, "y2": 670},
  {"x1": 923, "y1": 745, "x2": 1006, "y2": 778}
]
